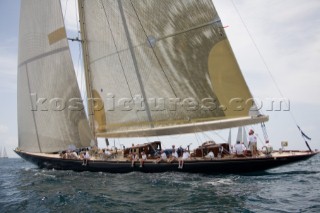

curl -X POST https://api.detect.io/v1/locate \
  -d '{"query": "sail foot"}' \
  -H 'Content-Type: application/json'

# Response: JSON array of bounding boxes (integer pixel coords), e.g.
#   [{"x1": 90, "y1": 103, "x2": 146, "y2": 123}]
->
[{"x1": 97, "y1": 115, "x2": 269, "y2": 138}]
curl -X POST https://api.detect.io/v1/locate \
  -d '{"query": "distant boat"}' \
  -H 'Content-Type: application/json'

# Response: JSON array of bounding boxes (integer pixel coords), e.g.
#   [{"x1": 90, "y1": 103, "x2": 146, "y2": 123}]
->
[
  {"x1": 15, "y1": 0, "x2": 317, "y2": 173},
  {"x1": 0, "y1": 147, "x2": 8, "y2": 159}
]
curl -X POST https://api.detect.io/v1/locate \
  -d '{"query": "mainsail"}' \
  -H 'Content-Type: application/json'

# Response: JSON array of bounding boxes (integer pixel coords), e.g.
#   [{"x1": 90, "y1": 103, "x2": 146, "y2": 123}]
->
[
  {"x1": 17, "y1": 0, "x2": 92, "y2": 153},
  {"x1": 79, "y1": 0, "x2": 268, "y2": 138}
]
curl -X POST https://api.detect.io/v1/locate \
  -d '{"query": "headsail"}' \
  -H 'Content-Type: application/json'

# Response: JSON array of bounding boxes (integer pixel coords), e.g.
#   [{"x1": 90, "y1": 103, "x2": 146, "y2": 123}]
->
[
  {"x1": 79, "y1": 0, "x2": 268, "y2": 138},
  {"x1": 17, "y1": 0, "x2": 92, "y2": 153},
  {"x1": 236, "y1": 127, "x2": 249, "y2": 147}
]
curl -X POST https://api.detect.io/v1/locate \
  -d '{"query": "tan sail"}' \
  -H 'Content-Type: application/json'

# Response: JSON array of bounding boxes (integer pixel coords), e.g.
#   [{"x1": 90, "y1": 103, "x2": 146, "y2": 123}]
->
[
  {"x1": 79, "y1": 0, "x2": 267, "y2": 137},
  {"x1": 17, "y1": 0, "x2": 92, "y2": 153}
]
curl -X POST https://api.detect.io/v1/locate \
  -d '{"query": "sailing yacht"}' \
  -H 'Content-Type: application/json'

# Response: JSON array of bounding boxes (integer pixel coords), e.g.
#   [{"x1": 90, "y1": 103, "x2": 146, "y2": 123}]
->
[
  {"x1": 0, "y1": 147, "x2": 8, "y2": 159},
  {"x1": 15, "y1": 0, "x2": 317, "y2": 173}
]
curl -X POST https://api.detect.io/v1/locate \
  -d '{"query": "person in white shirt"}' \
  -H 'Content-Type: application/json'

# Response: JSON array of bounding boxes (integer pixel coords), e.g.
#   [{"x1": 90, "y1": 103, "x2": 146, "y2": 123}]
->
[
  {"x1": 169, "y1": 149, "x2": 179, "y2": 163},
  {"x1": 265, "y1": 140, "x2": 273, "y2": 156},
  {"x1": 131, "y1": 152, "x2": 139, "y2": 167},
  {"x1": 248, "y1": 129, "x2": 258, "y2": 157},
  {"x1": 82, "y1": 151, "x2": 90, "y2": 165},
  {"x1": 234, "y1": 141, "x2": 247, "y2": 156},
  {"x1": 155, "y1": 150, "x2": 167, "y2": 164},
  {"x1": 140, "y1": 151, "x2": 147, "y2": 167},
  {"x1": 205, "y1": 151, "x2": 214, "y2": 160},
  {"x1": 105, "y1": 149, "x2": 111, "y2": 155},
  {"x1": 178, "y1": 150, "x2": 190, "y2": 169}
]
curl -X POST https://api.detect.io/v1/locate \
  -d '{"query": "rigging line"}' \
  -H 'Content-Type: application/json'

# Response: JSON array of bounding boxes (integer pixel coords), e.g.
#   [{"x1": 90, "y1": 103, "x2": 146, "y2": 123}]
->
[
  {"x1": 201, "y1": 131, "x2": 213, "y2": 141},
  {"x1": 99, "y1": 0, "x2": 135, "y2": 100},
  {"x1": 129, "y1": 0, "x2": 178, "y2": 98},
  {"x1": 261, "y1": 122, "x2": 269, "y2": 141},
  {"x1": 25, "y1": 64, "x2": 42, "y2": 153},
  {"x1": 213, "y1": 131, "x2": 228, "y2": 143},
  {"x1": 260, "y1": 124, "x2": 267, "y2": 140},
  {"x1": 129, "y1": 0, "x2": 198, "y2": 123},
  {"x1": 158, "y1": 20, "x2": 221, "y2": 42},
  {"x1": 193, "y1": 131, "x2": 202, "y2": 147},
  {"x1": 231, "y1": 0, "x2": 298, "y2": 125},
  {"x1": 232, "y1": 1, "x2": 313, "y2": 151},
  {"x1": 99, "y1": 0, "x2": 142, "y2": 124},
  {"x1": 118, "y1": 0, "x2": 154, "y2": 127},
  {"x1": 88, "y1": 19, "x2": 219, "y2": 66}
]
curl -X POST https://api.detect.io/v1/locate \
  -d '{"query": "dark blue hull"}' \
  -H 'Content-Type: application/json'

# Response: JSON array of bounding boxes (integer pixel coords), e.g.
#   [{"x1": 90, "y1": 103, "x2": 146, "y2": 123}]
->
[{"x1": 15, "y1": 150, "x2": 317, "y2": 174}]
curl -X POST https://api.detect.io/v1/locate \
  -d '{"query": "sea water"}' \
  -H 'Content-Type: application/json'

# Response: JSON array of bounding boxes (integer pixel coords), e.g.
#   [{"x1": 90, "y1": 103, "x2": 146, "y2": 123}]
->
[{"x1": 0, "y1": 155, "x2": 319, "y2": 213}]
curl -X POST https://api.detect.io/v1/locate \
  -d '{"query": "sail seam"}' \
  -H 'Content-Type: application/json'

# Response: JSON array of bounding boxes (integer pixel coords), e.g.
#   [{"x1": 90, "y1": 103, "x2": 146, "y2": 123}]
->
[
  {"x1": 129, "y1": 0, "x2": 178, "y2": 98},
  {"x1": 99, "y1": 0, "x2": 141, "y2": 123},
  {"x1": 18, "y1": 46, "x2": 69, "y2": 68},
  {"x1": 118, "y1": 0, "x2": 154, "y2": 128},
  {"x1": 99, "y1": 0, "x2": 134, "y2": 99},
  {"x1": 25, "y1": 64, "x2": 42, "y2": 153},
  {"x1": 86, "y1": 22, "x2": 219, "y2": 66},
  {"x1": 158, "y1": 20, "x2": 221, "y2": 42}
]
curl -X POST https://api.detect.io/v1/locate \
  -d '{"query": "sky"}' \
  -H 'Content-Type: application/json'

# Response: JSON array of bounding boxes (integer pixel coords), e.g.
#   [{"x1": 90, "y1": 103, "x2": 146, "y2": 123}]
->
[{"x1": 0, "y1": 0, "x2": 320, "y2": 158}]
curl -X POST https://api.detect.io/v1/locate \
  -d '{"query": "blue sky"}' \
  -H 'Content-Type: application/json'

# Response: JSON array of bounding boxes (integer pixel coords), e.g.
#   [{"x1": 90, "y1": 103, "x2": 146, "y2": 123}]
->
[
  {"x1": 0, "y1": 0, "x2": 20, "y2": 157},
  {"x1": 1, "y1": 0, "x2": 320, "y2": 157}
]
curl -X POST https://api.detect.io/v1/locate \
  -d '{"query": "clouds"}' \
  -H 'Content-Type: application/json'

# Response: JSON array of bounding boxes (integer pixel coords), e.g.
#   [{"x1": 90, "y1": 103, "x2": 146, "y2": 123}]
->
[{"x1": 214, "y1": 0, "x2": 320, "y2": 106}]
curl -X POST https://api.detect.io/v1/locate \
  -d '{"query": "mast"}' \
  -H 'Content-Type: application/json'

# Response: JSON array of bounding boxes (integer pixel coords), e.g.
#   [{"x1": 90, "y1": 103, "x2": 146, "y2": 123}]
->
[{"x1": 78, "y1": 0, "x2": 97, "y2": 145}]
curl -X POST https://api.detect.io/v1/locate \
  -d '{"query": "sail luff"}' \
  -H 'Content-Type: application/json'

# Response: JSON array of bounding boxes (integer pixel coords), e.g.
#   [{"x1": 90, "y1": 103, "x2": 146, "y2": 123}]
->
[
  {"x1": 78, "y1": 0, "x2": 97, "y2": 143},
  {"x1": 97, "y1": 115, "x2": 268, "y2": 138}
]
